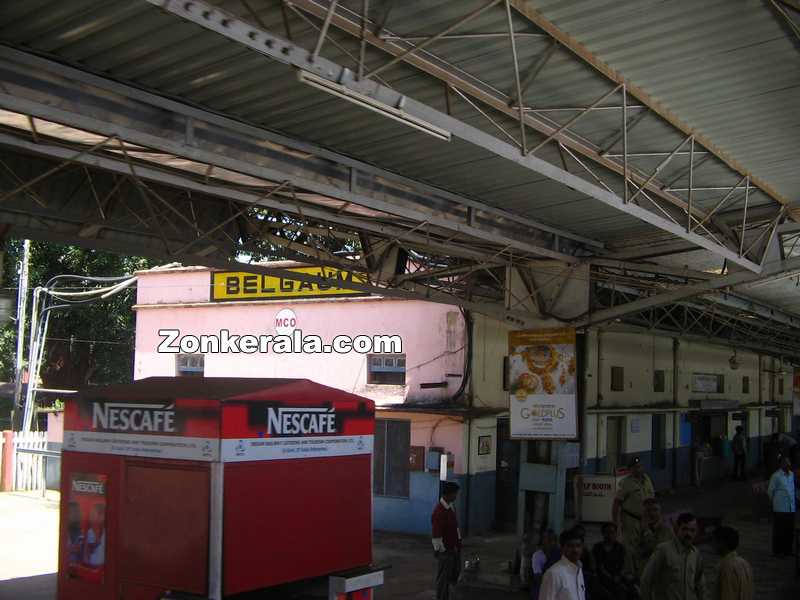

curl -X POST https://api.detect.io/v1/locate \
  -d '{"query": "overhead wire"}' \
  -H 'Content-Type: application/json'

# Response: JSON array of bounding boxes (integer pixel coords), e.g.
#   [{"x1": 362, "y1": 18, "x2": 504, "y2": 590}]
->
[{"x1": 18, "y1": 263, "x2": 180, "y2": 431}]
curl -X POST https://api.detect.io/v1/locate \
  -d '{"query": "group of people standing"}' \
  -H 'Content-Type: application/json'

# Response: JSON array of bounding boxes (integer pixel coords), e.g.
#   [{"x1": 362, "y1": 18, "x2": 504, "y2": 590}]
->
[
  {"x1": 529, "y1": 457, "x2": 754, "y2": 600},
  {"x1": 432, "y1": 452, "x2": 796, "y2": 600}
]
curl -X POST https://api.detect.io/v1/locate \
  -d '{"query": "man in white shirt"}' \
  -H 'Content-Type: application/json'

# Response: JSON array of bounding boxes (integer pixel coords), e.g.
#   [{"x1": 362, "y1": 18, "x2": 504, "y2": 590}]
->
[
  {"x1": 767, "y1": 455, "x2": 797, "y2": 556},
  {"x1": 531, "y1": 528, "x2": 561, "y2": 600},
  {"x1": 540, "y1": 528, "x2": 586, "y2": 600}
]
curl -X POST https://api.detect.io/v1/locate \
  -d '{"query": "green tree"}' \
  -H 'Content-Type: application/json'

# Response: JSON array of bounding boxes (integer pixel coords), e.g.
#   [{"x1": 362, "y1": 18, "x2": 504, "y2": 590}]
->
[{"x1": 0, "y1": 240, "x2": 154, "y2": 389}]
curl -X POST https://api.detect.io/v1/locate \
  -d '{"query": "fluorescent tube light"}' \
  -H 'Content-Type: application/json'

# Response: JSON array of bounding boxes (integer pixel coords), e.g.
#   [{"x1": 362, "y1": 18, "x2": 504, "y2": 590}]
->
[{"x1": 297, "y1": 70, "x2": 452, "y2": 142}]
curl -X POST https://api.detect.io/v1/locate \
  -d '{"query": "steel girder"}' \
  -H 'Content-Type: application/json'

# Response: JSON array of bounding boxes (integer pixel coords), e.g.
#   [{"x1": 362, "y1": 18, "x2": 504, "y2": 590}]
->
[
  {"x1": 0, "y1": 126, "x2": 568, "y2": 326},
  {"x1": 282, "y1": 0, "x2": 785, "y2": 268},
  {"x1": 0, "y1": 47, "x2": 596, "y2": 264},
  {"x1": 141, "y1": 0, "x2": 767, "y2": 273},
  {"x1": 581, "y1": 257, "x2": 800, "y2": 328},
  {"x1": 508, "y1": 0, "x2": 792, "y2": 212},
  {"x1": 591, "y1": 282, "x2": 800, "y2": 359}
]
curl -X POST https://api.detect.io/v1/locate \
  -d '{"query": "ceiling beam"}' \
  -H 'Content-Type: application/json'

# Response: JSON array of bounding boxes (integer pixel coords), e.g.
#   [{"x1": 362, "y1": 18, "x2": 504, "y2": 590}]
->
[
  {"x1": 289, "y1": 0, "x2": 725, "y2": 225},
  {"x1": 588, "y1": 258, "x2": 712, "y2": 280},
  {"x1": 144, "y1": 0, "x2": 764, "y2": 273},
  {"x1": 509, "y1": 0, "x2": 793, "y2": 215},
  {"x1": 778, "y1": 222, "x2": 800, "y2": 235},
  {"x1": 604, "y1": 240, "x2": 701, "y2": 262},
  {"x1": 592, "y1": 283, "x2": 800, "y2": 355},
  {"x1": 288, "y1": 1, "x2": 719, "y2": 222},
  {"x1": 701, "y1": 292, "x2": 800, "y2": 329},
  {"x1": 3, "y1": 223, "x2": 537, "y2": 327},
  {"x1": 598, "y1": 322, "x2": 798, "y2": 360},
  {"x1": 0, "y1": 130, "x2": 499, "y2": 265},
  {"x1": 0, "y1": 48, "x2": 578, "y2": 263},
  {"x1": 0, "y1": 137, "x2": 542, "y2": 325},
  {"x1": 577, "y1": 255, "x2": 800, "y2": 327},
  {"x1": 287, "y1": 0, "x2": 785, "y2": 254}
]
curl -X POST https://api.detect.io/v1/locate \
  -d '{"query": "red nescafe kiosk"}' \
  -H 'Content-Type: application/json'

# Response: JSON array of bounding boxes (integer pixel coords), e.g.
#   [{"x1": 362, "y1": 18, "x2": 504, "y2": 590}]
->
[{"x1": 58, "y1": 377, "x2": 380, "y2": 600}]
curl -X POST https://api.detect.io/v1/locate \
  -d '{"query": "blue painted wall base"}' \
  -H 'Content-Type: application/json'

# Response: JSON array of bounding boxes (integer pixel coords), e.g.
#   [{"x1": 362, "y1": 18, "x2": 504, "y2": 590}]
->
[
  {"x1": 373, "y1": 471, "x2": 496, "y2": 536},
  {"x1": 582, "y1": 435, "x2": 776, "y2": 491}
]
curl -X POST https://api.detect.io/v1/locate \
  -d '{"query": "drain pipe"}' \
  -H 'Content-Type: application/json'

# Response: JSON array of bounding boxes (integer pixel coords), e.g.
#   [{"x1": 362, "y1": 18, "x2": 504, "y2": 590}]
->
[
  {"x1": 465, "y1": 417, "x2": 472, "y2": 536},
  {"x1": 596, "y1": 331, "x2": 602, "y2": 469},
  {"x1": 459, "y1": 309, "x2": 473, "y2": 535},
  {"x1": 672, "y1": 338, "x2": 680, "y2": 487}
]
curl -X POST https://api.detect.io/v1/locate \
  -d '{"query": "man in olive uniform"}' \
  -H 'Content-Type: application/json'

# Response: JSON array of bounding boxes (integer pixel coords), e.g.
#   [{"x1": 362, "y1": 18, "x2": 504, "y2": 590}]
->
[
  {"x1": 630, "y1": 498, "x2": 675, "y2": 579},
  {"x1": 641, "y1": 512, "x2": 706, "y2": 600},
  {"x1": 613, "y1": 457, "x2": 655, "y2": 565}
]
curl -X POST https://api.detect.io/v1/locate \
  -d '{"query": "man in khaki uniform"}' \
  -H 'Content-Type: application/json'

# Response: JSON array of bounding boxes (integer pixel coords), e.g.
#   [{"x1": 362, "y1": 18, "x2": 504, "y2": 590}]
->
[
  {"x1": 641, "y1": 513, "x2": 706, "y2": 600},
  {"x1": 629, "y1": 498, "x2": 675, "y2": 579},
  {"x1": 613, "y1": 457, "x2": 655, "y2": 562},
  {"x1": 711, "y1": 526, "x2": 753, "y2": 600}
]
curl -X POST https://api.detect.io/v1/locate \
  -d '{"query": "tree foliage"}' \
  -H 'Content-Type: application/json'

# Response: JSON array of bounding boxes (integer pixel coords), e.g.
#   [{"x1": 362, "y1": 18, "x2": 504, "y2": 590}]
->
[{"x1": 0, "y1": 240, "x2": 154, "y2": 388}]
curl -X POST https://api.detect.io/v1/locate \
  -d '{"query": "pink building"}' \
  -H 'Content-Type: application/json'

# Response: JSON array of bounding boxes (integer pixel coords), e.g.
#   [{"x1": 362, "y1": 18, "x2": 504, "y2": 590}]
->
[{"x1": 133, "y1": 264, "x2": 500, "y2": 534}]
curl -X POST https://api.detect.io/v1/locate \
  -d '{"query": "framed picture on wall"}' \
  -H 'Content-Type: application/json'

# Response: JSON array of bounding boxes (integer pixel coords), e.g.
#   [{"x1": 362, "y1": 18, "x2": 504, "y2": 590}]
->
[{"x1": 478, "y1": 435, "x2": 492, "y2": 456}]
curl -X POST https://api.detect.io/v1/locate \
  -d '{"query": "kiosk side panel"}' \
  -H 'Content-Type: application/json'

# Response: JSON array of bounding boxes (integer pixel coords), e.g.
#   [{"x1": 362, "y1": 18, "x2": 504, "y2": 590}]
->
[
  {"x1": 223, "y1": 454, "x2": 372, "y2": 596},
  {"x1": 118, "y1": 459, "x2": 210, "y2": 598}
]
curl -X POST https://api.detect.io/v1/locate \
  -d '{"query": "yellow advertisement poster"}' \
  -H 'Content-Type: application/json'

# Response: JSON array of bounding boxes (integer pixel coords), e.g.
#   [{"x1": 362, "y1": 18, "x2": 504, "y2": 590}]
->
[
  {"x1": 508, "y1": 328, "x2": 578, "y2": 440},
  {"x1": 211, "y1": 267, "x2": 369, "y2": 301}
]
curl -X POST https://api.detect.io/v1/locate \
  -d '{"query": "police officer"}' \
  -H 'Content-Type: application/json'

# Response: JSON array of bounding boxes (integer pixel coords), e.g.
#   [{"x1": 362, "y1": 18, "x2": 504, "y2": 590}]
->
[{"x1": 613, "y1": 457, "x2": 655, "y2": 563}]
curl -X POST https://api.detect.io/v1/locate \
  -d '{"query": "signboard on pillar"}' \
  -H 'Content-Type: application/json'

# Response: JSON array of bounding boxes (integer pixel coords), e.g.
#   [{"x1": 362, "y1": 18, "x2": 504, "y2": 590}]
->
[{"x1": 508, "y1": 328, "x2": 578, "y2": 440}]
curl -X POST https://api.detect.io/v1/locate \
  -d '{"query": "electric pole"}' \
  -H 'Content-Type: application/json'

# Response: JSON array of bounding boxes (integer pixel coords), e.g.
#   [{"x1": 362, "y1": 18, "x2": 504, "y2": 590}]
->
[{"x1": 12, "y1": 239, "x2": 30, "y2": 431}]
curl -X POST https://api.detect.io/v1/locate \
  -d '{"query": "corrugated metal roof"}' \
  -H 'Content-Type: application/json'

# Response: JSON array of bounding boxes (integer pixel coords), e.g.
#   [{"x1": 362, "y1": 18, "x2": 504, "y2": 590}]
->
[
  {"x1": 531, "y1": 0, "x2": 800, "y2": 202},
  {"x1": 0, "y1": 0, "x2": 795, "y2": 256}
]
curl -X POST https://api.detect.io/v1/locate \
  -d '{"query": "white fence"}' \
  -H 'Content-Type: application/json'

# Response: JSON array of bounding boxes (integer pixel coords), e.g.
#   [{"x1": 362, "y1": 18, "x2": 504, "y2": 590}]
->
[{"x1": 13, "y1": 431, "x2": 48, "y2": 492}]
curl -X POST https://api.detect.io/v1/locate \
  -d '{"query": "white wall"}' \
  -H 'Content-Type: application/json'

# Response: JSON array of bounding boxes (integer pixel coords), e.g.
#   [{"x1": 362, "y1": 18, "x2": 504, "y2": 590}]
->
[
  {"x1": 582, "y1": 328, "x2": 790, "y2": 462},
  {"x1": 587, "y1": 330, "x2": 770, "y2": 409},
  {"x1": 592, "y1": 332, "x2": 674, "y2": 407},
  {"x1": 679, "y1": 341, "x2": 760, "y2": 406},
  {"x1": 471, "y1": 312, "x2": 512, "y2": 410},
  {"x1": 625, "y1": 414, "x2": 652, "y2": 453}
]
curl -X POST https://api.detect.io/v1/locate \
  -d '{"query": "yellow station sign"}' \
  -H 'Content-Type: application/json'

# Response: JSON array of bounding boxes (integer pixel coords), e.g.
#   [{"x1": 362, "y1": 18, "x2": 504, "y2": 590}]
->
[{"x1": 211, "y1": 267, "x2": 369, "y2": 301}]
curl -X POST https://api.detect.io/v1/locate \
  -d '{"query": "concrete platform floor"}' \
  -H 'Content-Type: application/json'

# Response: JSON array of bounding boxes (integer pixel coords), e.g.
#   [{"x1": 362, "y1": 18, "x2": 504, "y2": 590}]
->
[
  {"x1": 0, "y1": 491, "x2": 59, "y2": 600},
  {"x1": 1, "y1": 478, "x2": 798, "y2": 600}
]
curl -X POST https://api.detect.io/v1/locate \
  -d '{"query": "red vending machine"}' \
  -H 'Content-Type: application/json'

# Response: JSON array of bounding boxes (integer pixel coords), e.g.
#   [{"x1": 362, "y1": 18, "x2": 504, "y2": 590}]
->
[{"x1": 58, "y1": 377, "x2": 382, "y2": 600}]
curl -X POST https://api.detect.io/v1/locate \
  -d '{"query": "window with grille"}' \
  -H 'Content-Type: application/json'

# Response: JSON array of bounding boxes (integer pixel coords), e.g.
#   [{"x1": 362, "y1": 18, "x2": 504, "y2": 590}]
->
[
  {"x1": 367, "y1": 354, "x2": 406, "y2": 385},
  {"x1": 654, "y1": 370, "x2": 666, "y2": 393},
  {"x1": 373, "y1": 419, "x2": 410, "y2": 498},
  {"x1": 176, "y1": 354, "x2": 204, "y2": 377},
  {"x1": 611, "y1": 366, "x2": 624, "y2": 392}
]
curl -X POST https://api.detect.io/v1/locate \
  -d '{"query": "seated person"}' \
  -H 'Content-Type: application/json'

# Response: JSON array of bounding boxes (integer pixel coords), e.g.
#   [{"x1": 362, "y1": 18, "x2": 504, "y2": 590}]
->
[{"x1": 592, "y1": 522, "x2": 637, "y2": 600}]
